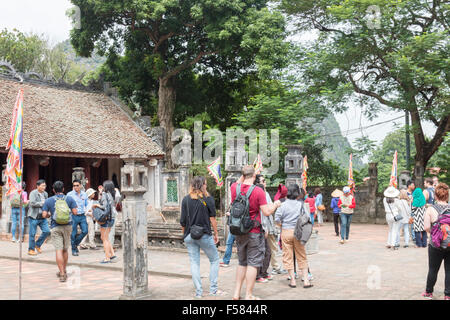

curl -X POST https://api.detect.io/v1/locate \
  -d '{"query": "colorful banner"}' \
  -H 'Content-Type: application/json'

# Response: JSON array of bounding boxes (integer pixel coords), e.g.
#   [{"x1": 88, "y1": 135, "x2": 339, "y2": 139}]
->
[
  {"x1": 389, "y1": 150, "x2": 398, "y2": 188},
  {"x1": 5, "y1": 89, "x2": 24, "y2": 197},
  {"x1": 348, "y1": 153, "x2": 355, "y2": 188},
  {"x1": 207, "y1": 156, "x2": 223, "y2": 187},
  {"x1": 253, "y1": 154, "x2": 263, "y2": 175},
  {"x1": 301, "y1": 156, "x2": 308, "y2": 191}
]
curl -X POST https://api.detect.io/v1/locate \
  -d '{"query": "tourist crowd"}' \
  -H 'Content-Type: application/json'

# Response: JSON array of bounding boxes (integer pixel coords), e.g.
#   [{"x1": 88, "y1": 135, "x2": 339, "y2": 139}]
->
[{"x1": 9, "y1": 179, "x2": 122, "y2": 282}]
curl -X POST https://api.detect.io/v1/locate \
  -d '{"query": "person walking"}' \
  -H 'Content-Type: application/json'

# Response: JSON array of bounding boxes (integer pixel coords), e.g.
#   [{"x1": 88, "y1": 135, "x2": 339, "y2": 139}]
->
[
  {"x1": 28, "y1": 180, "x2": 50, "y2": 255},
  {"x1": 10, "y1": 182, "x2": 28, "y2": 243},
  {"x1": 412, "y1": 188, "x2": 427, "y2": 248},
  {"x1": 275, "y1": 184, "x2": 313, "y2": 289},
  {"x1": 180, "y1": 176, "x2": 222, "y2": 298},
  {"x1": 314, "y1": 188, "x2": 324, "y2": 226},
  {"x1": 421, "y1": 183, "x2": 450, "y2": 300},
  {"x1": 330, "y1": 189, "x2": 343, "y2": 237},
  {"x1": 79, "y1": 188, "x2": 98, "y2": 250},
  {"x1": 304, "y1": 192, "x2": 316, "y2": 226},
  {"x1": 338, "y1": 186, "x2": 355, "y2": 244},
  {"x1": 230, "y1": 165, "x2": 281, "y2": 300},
  {"x1": 42, "y1": 181, "x2": 78, "y2": 282},
  {"x1": 383, "y1": 187, "x2": 402, "y2": 250},
  {"x1": 397, "y1": 190, "x2": 412, "y2": 248},
  {"x1": 67, "y1": 179, "x2": 88, "y2": 256},
  {"x1": 92, "y1": 180, "x2": 117, "y2": 263},
  {"x1": 220, "y1": 210, "x2": 235, "y2": 268}
]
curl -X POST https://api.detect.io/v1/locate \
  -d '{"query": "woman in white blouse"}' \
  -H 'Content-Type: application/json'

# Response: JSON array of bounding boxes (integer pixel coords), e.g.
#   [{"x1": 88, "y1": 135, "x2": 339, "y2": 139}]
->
[{"x1": 396, "y1": 189, "x2": 412, "y2": 248}]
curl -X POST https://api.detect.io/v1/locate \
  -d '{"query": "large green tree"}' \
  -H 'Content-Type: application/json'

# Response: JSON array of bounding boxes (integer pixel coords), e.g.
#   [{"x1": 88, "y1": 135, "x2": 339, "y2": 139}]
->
[
  {"x1": 280, "y1": 0, "x2": 450, "y2": 187},
  {"x1": 70, "y1": 0, "x2": 289, "y2": 167}
]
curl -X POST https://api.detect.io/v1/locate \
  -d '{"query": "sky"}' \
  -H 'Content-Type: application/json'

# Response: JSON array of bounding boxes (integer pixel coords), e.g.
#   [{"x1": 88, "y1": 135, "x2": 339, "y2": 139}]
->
[{"x1": 0, "y1": 0, "x2": 437, "y2": 150}]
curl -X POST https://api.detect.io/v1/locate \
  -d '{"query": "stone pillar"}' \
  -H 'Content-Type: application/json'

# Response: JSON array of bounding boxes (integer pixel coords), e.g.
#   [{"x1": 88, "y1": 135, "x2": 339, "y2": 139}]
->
[
  {"x1": 284, "y1": 145, "x2": 303, "y2": 188},
  {"x1": 72, "y1": 167, "x2": 87, "y2": 190},
  {"x1": 119, "y1": 155, "x2": 150, "y2": 300},
  {"x1": 225, "y1": 136, "x2": 247, "y2": 209},
  {"x1": 399, "y1": 170, "x2": 411, "y2": 190}
]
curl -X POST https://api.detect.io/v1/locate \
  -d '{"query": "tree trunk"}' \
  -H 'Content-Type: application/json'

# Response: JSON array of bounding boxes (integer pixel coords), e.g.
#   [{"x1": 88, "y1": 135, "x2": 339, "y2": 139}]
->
[{"x1": 157, "y1": 77, "x2": 176, "y2": 169}]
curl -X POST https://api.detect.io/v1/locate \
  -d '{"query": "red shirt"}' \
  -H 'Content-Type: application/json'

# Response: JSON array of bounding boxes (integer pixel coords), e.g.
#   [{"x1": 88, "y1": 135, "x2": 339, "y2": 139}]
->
[
  {"x1": 230, "y1": 183, "x2": 268, "y2": 233},
  {"x1": 305, "y1": 197, "x2": 316, "y2": 213}
]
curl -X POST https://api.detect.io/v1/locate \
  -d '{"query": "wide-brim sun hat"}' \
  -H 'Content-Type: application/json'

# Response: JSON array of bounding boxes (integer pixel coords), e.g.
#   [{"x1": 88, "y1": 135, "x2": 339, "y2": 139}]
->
[
  {"x1": 331, "y1": 189, "x2": 344, "y2": 197},
  {"x1": 343, "y1": 186, "x2": 351, "y2": 194},
  {"x1": 383, "y1": 186, "x2": 400, "y2": 198},
  {"x1": 86, "y1": 188, "x2": 96, "y2": 198}
]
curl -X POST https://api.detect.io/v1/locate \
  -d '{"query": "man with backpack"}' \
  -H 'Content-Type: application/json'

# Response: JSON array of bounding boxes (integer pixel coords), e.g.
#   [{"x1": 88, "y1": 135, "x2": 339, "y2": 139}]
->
[
  {"x1": 229, "y1": 165, "x2": 281, "y2": 300},
  {"x1": 42, "y1": 181, "x2": 78, "y2": 282}
]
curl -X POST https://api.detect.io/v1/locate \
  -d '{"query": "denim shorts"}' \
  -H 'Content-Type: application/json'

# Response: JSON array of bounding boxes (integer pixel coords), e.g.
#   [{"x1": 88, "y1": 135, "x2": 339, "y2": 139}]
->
[{"x1": 100, "y1": 219, "x2": 115, "y2": 229}]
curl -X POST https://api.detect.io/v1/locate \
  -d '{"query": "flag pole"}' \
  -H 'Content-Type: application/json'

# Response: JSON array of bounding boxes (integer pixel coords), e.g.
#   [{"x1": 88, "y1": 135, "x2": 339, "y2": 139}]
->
[{"x1": 19, "y1": 192, "x2": 23, "y2": 300}]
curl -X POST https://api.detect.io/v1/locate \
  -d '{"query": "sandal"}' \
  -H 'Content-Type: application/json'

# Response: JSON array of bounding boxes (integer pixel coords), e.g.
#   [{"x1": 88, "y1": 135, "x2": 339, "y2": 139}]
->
[
  {"x1": 232, "y1": 296, "x2": 241, "y2": 300},
  {"x1": 303, "y1": 284, "x2": 314, "y2": 289},
  {"x1": 59, "y1": 274, "x2": 67, "y2": 282},
  {"x1": 100, "y1": 259, "x2": 111, "y2": 264},
  {"x1": 288, "y1": 284, "x2": 297, "y2": 288}
]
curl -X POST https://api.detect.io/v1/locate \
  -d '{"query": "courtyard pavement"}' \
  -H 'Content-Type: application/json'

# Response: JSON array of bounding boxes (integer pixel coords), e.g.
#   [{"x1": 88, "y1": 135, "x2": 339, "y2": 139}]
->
[{"x1": 0, "y1": 222, "x2": 446, "y2": 300}]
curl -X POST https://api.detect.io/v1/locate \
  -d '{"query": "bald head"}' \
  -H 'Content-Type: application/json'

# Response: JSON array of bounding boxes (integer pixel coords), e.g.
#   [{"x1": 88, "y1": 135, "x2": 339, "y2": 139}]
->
[{"x1": 242, "y1": 165, "x2": 255, "y2": 179}]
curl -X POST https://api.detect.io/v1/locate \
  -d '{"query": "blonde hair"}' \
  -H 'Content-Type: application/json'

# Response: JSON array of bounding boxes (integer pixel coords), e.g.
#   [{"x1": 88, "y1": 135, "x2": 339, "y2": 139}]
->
[
  {"x1": 399, "y1": 189, "x2": 409, "y2": 201},
  {"x1": 189, "y1": 176, "x2": 209, "y2": 200}
]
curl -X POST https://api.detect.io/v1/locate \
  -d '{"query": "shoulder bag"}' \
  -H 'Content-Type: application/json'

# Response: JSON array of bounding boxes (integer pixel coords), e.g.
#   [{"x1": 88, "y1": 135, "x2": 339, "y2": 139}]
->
[{"x1": 187, "y1": 197, "x2": 205, "y2": 240}]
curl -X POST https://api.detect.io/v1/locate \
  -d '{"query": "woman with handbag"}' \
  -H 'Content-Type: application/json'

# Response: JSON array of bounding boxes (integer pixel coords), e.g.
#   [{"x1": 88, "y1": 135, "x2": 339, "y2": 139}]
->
[
  {"x1": 180, "y1": 176, "x2": 222, "y2": 299},
  {"x1": 92, "y1": 180, "x2": 117, "y2": 263},
  {"x1": 396, "y1": 190, "x2": 412, "y2": 248},
  {"x1": 383, "y1": 187, "x2": 402, "y2": 250},
  {"x1": 314, "y1": 188, "x2": 324, "y2": 227},
  {"x1": 412, "y1": 188, "x2": 428, "y2": 248}
]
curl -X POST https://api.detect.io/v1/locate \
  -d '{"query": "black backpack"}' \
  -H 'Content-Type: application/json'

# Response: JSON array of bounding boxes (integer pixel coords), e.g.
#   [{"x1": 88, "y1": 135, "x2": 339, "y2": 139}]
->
[{"x1": 228, "y1": 184, "x2": 257, "y2": 235}]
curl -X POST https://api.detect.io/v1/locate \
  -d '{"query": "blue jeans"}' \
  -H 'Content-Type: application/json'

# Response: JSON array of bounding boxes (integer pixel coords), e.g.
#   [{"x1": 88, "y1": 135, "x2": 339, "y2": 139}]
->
[
  {"x1": 71, "y1": 214, "x2": 88, "y2": 251},
  {"x1": 28, "y1": 218, "x2": 50, "y2": 251},
  {"x1": 222, "y1": 233, "x2": 235, "y2": 265},
  {"x1": 184, "y1": 234, "x2": 220, "y2": 296},
  {"x1": 396, "y1": 223, "x2": 410, "y2": 246},
  {"x1": 310, "y1": 213, "x2": 315, "y2": 226},
  {"x1": 410, "y1": 223, "x2": 416, "y2": 241},
  {"x1": 340, "y1": 214, "x2": 353, "y2": 240},
  {"x1": 11, "y1": 208, "x2": 26, "y2": 240},
  {"x1": 415, "y1": 231, "x2": 428, "y2": 247}
]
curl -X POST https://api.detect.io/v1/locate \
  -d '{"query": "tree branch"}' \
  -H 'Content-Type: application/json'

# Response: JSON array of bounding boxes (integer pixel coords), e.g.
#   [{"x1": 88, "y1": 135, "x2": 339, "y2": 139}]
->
[{"x1": 161, "y1": 50, "x2": 218, "y2": 80}]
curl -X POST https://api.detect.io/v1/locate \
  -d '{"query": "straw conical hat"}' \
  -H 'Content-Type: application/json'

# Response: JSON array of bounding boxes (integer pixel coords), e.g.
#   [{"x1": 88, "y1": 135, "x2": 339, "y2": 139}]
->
[{"x1": 331, "y1": 189, "x2": 344, "y2": 198}]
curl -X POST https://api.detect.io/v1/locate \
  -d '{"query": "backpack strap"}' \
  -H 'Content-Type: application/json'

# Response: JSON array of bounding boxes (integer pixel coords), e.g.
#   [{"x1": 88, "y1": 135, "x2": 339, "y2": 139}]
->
[{"x1": 245, "y1": 184, "x2": 256, "y2": 199}]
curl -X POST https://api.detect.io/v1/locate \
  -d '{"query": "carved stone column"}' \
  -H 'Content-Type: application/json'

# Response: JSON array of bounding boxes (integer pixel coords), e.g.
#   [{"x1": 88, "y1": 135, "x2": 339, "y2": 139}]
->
[
  {"x1": 119, "y1": 155, "x2": 150, "y2": 300},
  {"x1": 284, "y1": 145, "x2": 303, "y2": 188}
]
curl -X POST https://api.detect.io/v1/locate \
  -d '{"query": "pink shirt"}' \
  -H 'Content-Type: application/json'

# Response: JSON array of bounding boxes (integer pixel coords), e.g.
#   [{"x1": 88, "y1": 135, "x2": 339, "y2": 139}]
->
[{"x1": 305, "y1": 197, "x2": 316, "y2": 213}]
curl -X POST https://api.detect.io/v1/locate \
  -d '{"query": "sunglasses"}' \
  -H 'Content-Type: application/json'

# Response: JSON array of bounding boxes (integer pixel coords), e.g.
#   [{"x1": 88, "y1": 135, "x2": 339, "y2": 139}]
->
[{"x1": 73, "y1": 184, "x2": 80, "y2": 187}]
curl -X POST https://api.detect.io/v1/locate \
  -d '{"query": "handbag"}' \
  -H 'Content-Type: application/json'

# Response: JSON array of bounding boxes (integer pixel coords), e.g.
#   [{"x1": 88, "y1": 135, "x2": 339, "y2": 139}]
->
[
  {"x1": 387, "y1": 202, "x2": 403, "y2": 222},
  {"x1": 187, "y1": 197, "x2": 205, "y2": 240},
  {"x1": 318, "y1": 204, "x2": 325, "y2": 211}
]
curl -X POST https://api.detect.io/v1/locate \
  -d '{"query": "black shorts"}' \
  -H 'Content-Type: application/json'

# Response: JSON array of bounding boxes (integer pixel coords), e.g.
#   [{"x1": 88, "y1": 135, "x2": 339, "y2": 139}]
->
[{"x1": 235, "y1": 232, "x2": 265, "y2": 267}]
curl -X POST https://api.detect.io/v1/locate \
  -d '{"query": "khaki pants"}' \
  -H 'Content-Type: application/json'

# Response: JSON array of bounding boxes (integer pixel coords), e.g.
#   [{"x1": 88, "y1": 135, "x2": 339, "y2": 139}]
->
[
  {"x1": 281, "y1": 229, "x2": 308, "y2": 271},
  {"x1": 267, "y1": 234, "x2": 280, "y2": 270},
  {"x1": 80, "y1": 215, "x2": 96, "y2": 248}
]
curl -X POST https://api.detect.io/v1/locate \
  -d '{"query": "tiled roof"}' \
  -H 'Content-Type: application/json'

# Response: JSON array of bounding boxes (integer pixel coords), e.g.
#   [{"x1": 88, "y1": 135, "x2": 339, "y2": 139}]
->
[{"x1": 0, "y1": 77, "x2": 164, "y2": 158}]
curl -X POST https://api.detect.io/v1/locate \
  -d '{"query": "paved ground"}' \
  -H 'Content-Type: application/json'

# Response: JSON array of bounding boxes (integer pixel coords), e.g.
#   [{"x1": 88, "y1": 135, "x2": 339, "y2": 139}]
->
[{"x1": 0, "y1": 223, "x2": 446, "y2": 300}]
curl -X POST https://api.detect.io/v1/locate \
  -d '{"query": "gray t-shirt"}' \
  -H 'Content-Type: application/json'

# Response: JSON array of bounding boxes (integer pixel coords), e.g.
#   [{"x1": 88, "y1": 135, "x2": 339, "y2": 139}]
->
[{"x1": 275, "y1": 199, "x2": 304, "y2": 230}]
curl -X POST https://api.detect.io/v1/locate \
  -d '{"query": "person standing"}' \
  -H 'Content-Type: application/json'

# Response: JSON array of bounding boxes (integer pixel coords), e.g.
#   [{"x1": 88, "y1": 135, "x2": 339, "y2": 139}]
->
[
  {"x1": 397, "y1": 190, "x2": 412, "y2": 248},
  {"x1": 314, "y1": 188, "x2": 324, "y2": 226},
  {"x1": 220, "y1": 212, "x2": 235, "y2": 268},
  {"x1": 275, "y1": 184, "x2": 313, "y2": 289},
  {"x1": 10, "y1": 182, "x2": 28, "y2": 243},
  {"x1": 28, "y1": 180, "x2": 50, "y2": 255},
  {"x1": 108, "y1": 187, "x2": 121, "y2": 247},
  {"x1": 254, "y1": 179, "x2": 273, "y2": 283},
  {"x1": 422, "y1": 183, "x2": 450, "y2": 300},
  {"x1": 338, "y1": 186, "x2": 355, "y2": 244},
  {"x1": 180, "y1": 176, "x2": 221, "y2": 298},
  {"x1": 79, "y1": 188, "x2": 98, "y2": 250},
  {"x1": 304, "y1": 192, "x2": 316, "y2": 226},
  {"x1": 93, "y1": 180, "x2": 117, "y2": 263},
  {"x1": 67, "y1": 179, "x2": 88, "y2": 256},
  {"x1": 423, "y1": 178, "x2": 436, "y2": 205},
  {"x1": 383, "y1": 186, "x2": 402, "y2": 250},
  {"x1": 231, "y1": 166, "x2": 281, "y2": 300},
  {"x1": 330, "y1": 189, "x2": 343, "y2": 237},
  {"x1": 406, "y1": 181, "x2": 416, "y2": 242},
  {"x1": 42, "y1": 181, "x2": 77, "y2": 282},
  {"x1": 412, "y1": 188, "x2": 427, "y2": 248}
]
